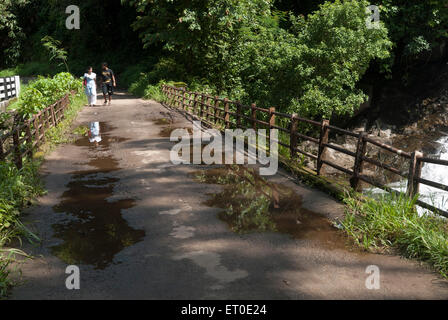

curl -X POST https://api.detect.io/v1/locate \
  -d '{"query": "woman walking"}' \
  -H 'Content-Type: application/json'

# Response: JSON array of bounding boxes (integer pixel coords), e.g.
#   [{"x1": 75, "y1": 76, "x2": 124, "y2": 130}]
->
[{"x1": 83, "y1": 67, "x2": 97, "y2": 106}]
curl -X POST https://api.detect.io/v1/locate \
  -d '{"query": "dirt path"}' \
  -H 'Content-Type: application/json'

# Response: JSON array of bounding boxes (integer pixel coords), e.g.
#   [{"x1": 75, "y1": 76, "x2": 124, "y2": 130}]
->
[{"x1": 10, "y1": 92, "x2": 448, "y2": 299}]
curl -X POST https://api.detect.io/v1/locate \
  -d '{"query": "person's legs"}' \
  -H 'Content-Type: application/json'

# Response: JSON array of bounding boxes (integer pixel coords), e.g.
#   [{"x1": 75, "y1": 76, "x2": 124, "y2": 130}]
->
[
  {"x1": 102, "y1": 84, "x2": 108, "y2": 104},
  {"x1": 85, "y1": 87, "x2": 91, "y2": 106},
  {"x1": 91, "y1": 86, "x2": 97, "y2": 106},
  {"x1": 107, "y1": 83, "x2": 113, "y2": 105},
  {"x1": 87, "y1": 87, "x2": 93, "y2": 106}
]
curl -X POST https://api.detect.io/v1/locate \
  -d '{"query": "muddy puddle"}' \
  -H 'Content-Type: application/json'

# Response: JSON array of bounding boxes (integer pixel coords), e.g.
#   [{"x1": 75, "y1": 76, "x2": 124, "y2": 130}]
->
[
  {"x1": 50, "y1": 122, "x2": 145, "y2": 269},
  {"x1": 192, "y1": 165, "x2": 352, "y2": 250}
]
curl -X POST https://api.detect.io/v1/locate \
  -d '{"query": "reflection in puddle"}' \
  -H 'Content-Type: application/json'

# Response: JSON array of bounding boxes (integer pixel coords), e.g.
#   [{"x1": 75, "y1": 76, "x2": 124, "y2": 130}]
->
[
  {"x1": 88, "y1": 121, "x2": 102, "y2": 145},
  {"x1": 193, "y1": 165, "x2": 351, "y2": 250},
  {"x1": 50, "y1": 122, "x2": 145, "y2": 269}
]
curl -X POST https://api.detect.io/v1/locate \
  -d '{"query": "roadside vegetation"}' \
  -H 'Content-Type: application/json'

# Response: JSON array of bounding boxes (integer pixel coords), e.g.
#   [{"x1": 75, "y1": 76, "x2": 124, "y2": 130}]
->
[
  {"x1": 342, "y1": 192, "x2": 448, "y2": 277},
  {"x1": 0, "y1": 72, "x2": 85, "y2": 298}
]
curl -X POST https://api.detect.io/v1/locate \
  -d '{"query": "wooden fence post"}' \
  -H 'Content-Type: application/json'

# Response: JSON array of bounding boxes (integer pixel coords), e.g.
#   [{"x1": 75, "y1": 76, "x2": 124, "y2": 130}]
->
[
  {"x1": 42, "y1": 112, "x2": 47, "y2": 142},
  {"x1": 214, "y1": 96, "x2": 219, "y2": 124},
  {"x1": 407, "y1": 151, "x2": 424, "y2": 198},
  {"x1": 251, "y1": 103, "x2": 257, "y2": 131},
  {"x1": 290, "y1": 113, "x2": 298, "y2": 158},
  {"x1": 50, "y1": 104, "x2": 56, "y2": 126},
  {"x1": 44, "y1": 108, "x2": 50, "y2": 130},
  {"x1": 224, "y1": 98, "x2": 230, "y2": 129},
  {"x1": 178, "y1": 88, "x2": 183, "y2": 108},
  {"x1": 236, "y1": 102, "x2": 242, "y2": 128},
  {"x1": 192, "y1": 92, "x2": 197, "y2": 114},
  {"x1": 172, "y1": 88, "x2": 176, "y2": 107},
  {"x1": 350, "y1": 132, "x2": 367, "y2": 191},
  {"x1": 269, "y1": 107, "x2": 276, "y2": 129},
  {"x1": 0, "y1": 137, "x2": 4, "y2": 161},
  {"x1": 182, "y1": 88, "x2": 186, "y2": 110},
  {"x1": 25, "y1": 120, "x2": 33, "y2": 157},
  {"x1": 34, "y1": 115, "x2": 40, "y2": 146},
  {"x1": 173, "y1": 88, "x2": 178, "y2": 107},
  {"x1": 200, "y1": 95, "x2": 205, "y2": 119},
  {"x1": 12, "y1": 128, "x2": 22, "y2": 169},
  {"x1": 317, "y1": 119, "x2": 330, "y2": 176},
  {"x1": 207, "y1": 97, "x2": 212, "y2": 122}
]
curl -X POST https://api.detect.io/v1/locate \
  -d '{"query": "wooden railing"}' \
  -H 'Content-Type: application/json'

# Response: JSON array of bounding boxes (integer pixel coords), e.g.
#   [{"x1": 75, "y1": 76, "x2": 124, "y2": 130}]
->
[
  {"x1": 162, "y1": 84, "x2": 448, "y2": 217},
  {"x1": 0, "y1": 93, "x2": 72, "y2": 169}
]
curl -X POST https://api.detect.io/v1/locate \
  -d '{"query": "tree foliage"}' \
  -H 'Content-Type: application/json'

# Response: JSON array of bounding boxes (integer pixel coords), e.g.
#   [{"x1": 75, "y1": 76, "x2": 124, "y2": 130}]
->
[
  {"x1": 2, "y1": 0, "x2": 447, "y2": 119},
  {"x1": 14, "y1": 73, "x2": 82, "y2": 119},
  {"x1": 0, "y1": 0, "x2": 30, "y2": 66},
  {"x1": 125, "y1": 0, "x2": 392, "y2": 118},
  {"x1": 41, "y1": 36, "x2": 69, "y2": 72}
]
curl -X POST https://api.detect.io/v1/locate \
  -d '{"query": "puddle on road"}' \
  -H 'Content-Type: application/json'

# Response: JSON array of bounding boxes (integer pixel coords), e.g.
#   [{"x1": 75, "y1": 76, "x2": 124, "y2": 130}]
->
[
  {"x1": 50, "y1": 122, "x2": 145, "y2": 269},
  {"x1": 192, "y1": 165, "x2": 351, "y2": 250}
]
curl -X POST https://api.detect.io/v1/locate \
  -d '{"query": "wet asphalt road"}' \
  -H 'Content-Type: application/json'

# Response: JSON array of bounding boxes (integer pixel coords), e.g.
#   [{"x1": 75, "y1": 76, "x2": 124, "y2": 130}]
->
[{"x1": 10, "y1": 92, "x2": 448, "y2": 299}]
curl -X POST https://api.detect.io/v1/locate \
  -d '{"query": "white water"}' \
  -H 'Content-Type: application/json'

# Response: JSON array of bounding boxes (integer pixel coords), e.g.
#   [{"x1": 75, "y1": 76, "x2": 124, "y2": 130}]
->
[
  {"x1": 368, "y1": 135, "x2": 448, "y2": 215},
  {"x1": 418, "y1": 135, "x2": 448, "y2": 213}
]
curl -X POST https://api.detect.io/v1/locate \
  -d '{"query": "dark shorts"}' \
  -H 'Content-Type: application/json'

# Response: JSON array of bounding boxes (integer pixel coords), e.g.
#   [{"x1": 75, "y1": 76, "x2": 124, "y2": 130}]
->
[{"x1": 102, "y1": 83, "x2": 114, "y2": 96}]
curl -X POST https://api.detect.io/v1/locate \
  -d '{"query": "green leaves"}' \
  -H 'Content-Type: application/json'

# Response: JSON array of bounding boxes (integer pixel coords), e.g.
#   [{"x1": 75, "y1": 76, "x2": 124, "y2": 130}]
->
[
  {"x1": 378, "y1": 0, "x2": 448, "y2": 59},
  {"x1": 41, "y1": 36, "x2": 69, "y2": 72},
  {"x1": 13, "y1": 72, "x2": 82, "y2": 119},
  {"x1": 0, "y1": 0, "x2": 29, "y2": 66},
  {"x1": 127, "y1": 0, "x2": 392, "y2": 119}
]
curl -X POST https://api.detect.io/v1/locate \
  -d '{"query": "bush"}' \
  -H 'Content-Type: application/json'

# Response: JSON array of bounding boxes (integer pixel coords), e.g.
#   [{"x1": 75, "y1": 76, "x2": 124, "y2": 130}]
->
[
  {"x1": 143, "y1": 81, "x2": 166, "y2": 101},
  {"x1": 0, "y1": 161, "x2": 42, "y2": 247},
  {"x1": 12, "y1": 72, "x2": 82, "y2": 118}
]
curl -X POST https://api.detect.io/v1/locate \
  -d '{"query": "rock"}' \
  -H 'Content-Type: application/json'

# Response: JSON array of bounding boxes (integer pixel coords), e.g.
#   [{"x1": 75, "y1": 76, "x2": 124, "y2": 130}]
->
[
  {"x1": 322, "y1": 145, "x2": 355, "y2": 175},
  {"x1": 379, "y1": 128, "x2": 392, "y2": 139}
]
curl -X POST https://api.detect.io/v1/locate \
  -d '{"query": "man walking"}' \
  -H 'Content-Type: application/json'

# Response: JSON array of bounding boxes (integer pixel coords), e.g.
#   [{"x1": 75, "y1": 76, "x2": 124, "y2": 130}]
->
[{"x1": 100, "y1": 62, "x2": 116, "y2": 105}]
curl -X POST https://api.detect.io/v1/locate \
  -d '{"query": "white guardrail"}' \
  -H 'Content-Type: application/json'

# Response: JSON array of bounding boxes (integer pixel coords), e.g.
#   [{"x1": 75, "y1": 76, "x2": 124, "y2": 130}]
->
[{"x1": 0, "y1": 76, "x2": 20, "y2": 112}]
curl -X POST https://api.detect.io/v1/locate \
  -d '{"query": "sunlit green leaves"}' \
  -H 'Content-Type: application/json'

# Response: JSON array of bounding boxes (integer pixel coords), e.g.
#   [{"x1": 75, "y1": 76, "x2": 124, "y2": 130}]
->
[{"x1": 13, "y1": 72, "x2": 82, "y2": 119}]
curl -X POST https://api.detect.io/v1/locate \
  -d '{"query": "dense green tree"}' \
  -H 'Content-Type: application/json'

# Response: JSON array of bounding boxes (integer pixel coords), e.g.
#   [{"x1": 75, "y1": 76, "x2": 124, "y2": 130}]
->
[
  {"x1": 0, "y1": 0, "x2": 30, "y2": 66},
  {"x1": 378, "y1": 0, "x2": 448, "y2": 59}
]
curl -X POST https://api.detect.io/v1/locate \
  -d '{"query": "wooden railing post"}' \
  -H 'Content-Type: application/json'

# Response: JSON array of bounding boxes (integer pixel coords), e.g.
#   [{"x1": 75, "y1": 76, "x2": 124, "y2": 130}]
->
[
  {"x1": 12, "y1": 128, "x2": 22, "y2": 169},
  {"x1": 200, "y1": 95, "x2": 205, "y2": 119},
  {"x1": 50, "y1": 104, "x2": 56, "y2": 126},
  {"x1": 33, "y1": 115, "x2": 40, "y2": 146},
  {"x1": 173, "y1": 88, "x2": 178, "y2": 107},
  {"x1": 251, "y1": 103, "x2": 257, "y2": 131},
  {"x1": 192, "y1": 92, "x2": 197, "y2": 114},
  {"x1": 39, "y1": 113, "x2": 45, "y2": 143},
  {"x1": 182, "y1": 88, "x2": 186, "y2": 110},
  {"x1": 224, "y1": 98, "x2": 230, "y2": 129},
  {"x1": 25, "y1": 120, "x2": 33, "y2": 157},
  {"x1": 407, "y1": 151, "x2": 424, "y2": 198},
  {"x1": 214, "y1": 96, "x2": 219, "y2": 124},
  {"x1": 350, "y1": 132, "x2": 368, "y2": 191},
  {"x1": 207, "y1": 97, "x2": 212, "y2": 122},
  {"x1": 317, "y1": 119, "x2": 330, "y2": 176},
  {"x1": 269, "y1": 107, "x2": 276, "y2": 129},
  {"x1": 290, "y1": 113, "x2": 298, "y2": 158},
  {"x1": 236, "y1": 101, "x2": 242, "y2": 128},
  {"x1": 167, "y1": 87, "x2": 171, "y2": 106},
  {"x1": 0, "y1": 137, "x2": 5, "y2": 161},
  {"x1": 44, "y1": 108, "x2": 50, "y2": 130}
]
